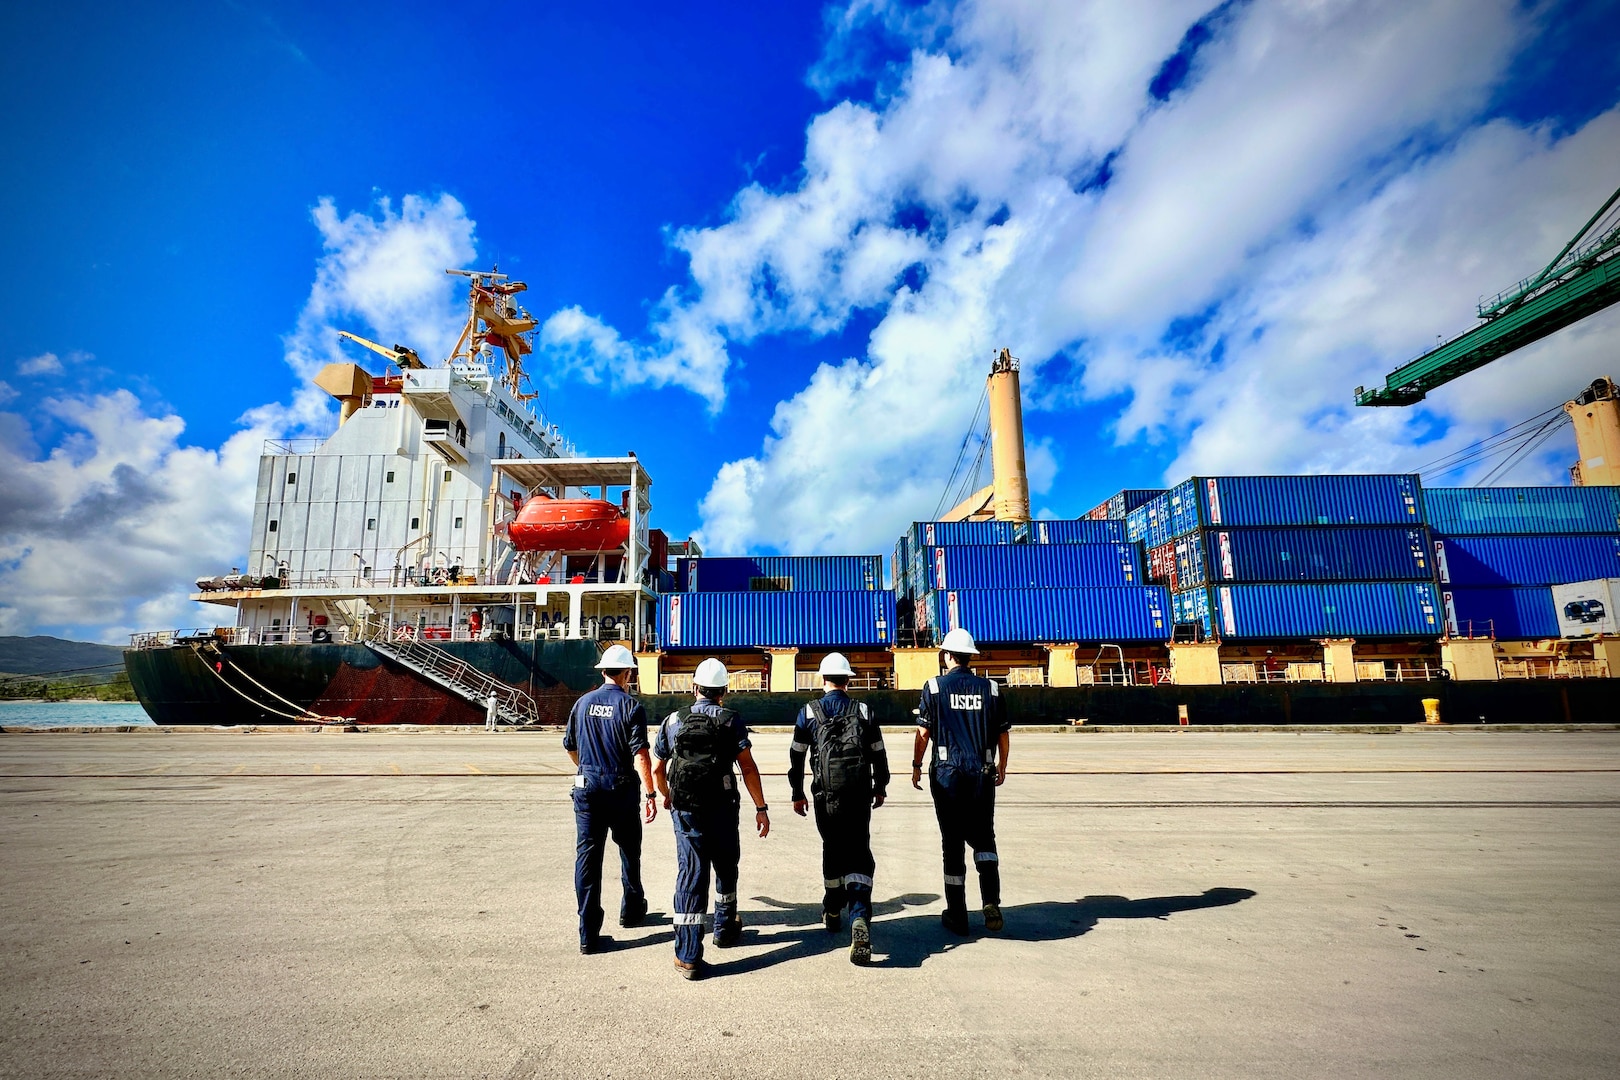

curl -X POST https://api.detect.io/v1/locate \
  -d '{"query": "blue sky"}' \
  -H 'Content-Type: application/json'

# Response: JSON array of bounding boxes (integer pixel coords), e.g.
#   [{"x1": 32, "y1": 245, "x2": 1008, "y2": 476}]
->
[{"x1": 2, "y1": 0, "x2": 1619, "y2": 641}]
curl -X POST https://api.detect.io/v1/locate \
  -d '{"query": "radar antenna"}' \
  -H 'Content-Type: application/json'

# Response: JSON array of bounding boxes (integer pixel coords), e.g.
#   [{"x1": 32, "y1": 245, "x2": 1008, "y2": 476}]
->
[{"x1": 446, "y1": 267, "x2": 540, "y2": 401}]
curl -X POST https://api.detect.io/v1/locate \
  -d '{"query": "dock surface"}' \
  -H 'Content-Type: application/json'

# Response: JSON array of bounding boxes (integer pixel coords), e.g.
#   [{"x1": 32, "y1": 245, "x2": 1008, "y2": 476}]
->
[{"x1": 2, "y1": 729, "x2": 1617, "y2": 1079}]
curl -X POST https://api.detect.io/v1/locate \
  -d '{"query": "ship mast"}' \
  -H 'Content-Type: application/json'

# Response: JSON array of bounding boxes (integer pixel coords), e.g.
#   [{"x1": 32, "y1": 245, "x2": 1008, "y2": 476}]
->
[{"x1": 446, "y1": 268, "x2": 540, "y2": 401}]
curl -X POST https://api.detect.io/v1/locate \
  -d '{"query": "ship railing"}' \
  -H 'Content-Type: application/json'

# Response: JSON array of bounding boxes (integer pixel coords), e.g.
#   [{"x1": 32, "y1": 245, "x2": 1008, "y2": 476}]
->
[
  {"x1": 129, "y1": 626, "x2": 360, "y2": 649},
  {"x1": 262, "y1": 438, "x2": 329, "y2": 456},
  {"x1": 1498, "y1": 657, "x2": 1611, "y2": 680},
  {"x1": 358, "y1": 617, "x2": 538, "y2": 725}
]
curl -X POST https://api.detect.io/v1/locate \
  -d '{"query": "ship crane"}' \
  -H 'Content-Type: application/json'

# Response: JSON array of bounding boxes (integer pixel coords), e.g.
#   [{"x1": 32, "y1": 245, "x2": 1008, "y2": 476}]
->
[
  {"x1": 937, "y1": 348, "x2": 1031, "y2": 522},
  {"x1": 1353, "y1": 182, "x2": 1620, "y2": 486},
  {"x1": 1355, "y1": 183, "x2": 1620, "y2": 408},
  {"x1": 335, "y1": 330, "x2": 425, "y2": 370}
]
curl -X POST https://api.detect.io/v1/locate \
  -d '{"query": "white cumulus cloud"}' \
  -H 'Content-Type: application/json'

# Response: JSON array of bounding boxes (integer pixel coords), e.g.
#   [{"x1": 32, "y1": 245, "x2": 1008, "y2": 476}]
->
[
  {"x1": 0, "y1": 193, "x2": 480, "y2": 642},
  {"x1": 17, "y1": 352, "x2": 64, "y2": 376},
  {"x1": 541, "y1": 0, "x2": 1617, "y2": 555}
]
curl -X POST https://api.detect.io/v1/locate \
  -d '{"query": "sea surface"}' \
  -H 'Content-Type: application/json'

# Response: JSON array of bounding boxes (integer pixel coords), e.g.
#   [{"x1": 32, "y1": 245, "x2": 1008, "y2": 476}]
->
[{"x1": 0, "y1": 701, "x2": 156, "y2": 727}]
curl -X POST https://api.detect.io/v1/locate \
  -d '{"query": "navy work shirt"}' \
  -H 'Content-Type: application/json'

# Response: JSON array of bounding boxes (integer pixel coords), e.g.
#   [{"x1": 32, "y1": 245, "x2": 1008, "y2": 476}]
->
[
  {"x1": 563, "y1": 681, "x2": 649, "y2": 788},
  {"x1": 787, "y1": 690, "x2": 890, "y2": 803},
  {"x1": 654, "y1": 699, "x2": 752, "y2": 806},
  {"x1": 917, "y1": 666, "x2": 1008, "y2": 771}
]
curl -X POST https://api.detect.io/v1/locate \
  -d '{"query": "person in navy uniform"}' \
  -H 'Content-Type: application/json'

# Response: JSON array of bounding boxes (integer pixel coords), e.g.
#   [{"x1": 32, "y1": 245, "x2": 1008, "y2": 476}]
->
[
  {"x1": 563, "y1": 643, "x2": 657, "y2": 954},
  {"x1": 911, "y1": 627, "x2": 1010, "y2": 935},
  {"x1": 653, "y1": 658, "x2": 771, "y2": 980},
  {"x1": 789, "y1": 652, "x2": 889, "y2": 965}
]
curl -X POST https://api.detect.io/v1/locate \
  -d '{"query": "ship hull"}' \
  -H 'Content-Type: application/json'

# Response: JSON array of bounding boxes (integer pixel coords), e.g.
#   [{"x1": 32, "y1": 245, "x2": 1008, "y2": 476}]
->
[{"x1": 125, "y1": 639, "x2": 603, "y2": 726}]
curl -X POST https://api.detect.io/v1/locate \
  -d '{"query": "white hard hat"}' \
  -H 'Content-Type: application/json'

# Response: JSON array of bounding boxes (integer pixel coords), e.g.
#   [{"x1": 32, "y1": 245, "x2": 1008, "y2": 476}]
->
[
  {"x1": 940, "y1": 627, "x2": 979, "y2": 654},
  {"x1": 693, "y1": 658, "x2": 730, "y2": 689},
  {"x1": 818, "y1": 653, "x2": 855, "y2": 678},
  {"x1": 595, "y1": 643, "x2": 636, "y2": 670}
]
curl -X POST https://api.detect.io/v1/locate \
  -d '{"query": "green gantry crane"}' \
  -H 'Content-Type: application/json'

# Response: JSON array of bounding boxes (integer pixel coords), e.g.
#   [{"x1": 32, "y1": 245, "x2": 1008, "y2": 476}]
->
[{"x1": 1355, "y1": 183, "x2": 1620, "y2": 407}]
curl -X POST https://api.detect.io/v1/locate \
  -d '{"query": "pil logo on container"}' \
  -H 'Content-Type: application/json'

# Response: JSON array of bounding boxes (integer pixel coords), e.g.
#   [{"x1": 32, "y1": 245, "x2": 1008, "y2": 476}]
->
[{"x1": 668, "y1": 595, "x2": 683, "y2": 646}]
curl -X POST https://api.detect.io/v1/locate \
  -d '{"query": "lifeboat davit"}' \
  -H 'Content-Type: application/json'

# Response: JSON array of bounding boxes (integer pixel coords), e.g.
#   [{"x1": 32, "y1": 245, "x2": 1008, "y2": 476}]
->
[{"x1": 505, "y1": 494, "x2": 629, "y2": 552}]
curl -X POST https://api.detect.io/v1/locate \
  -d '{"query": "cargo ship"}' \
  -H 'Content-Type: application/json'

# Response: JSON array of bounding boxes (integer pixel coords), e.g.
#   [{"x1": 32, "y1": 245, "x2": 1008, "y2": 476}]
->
[{"x1": 124, "y1": 270, "x2": 1620, "y2": 726}]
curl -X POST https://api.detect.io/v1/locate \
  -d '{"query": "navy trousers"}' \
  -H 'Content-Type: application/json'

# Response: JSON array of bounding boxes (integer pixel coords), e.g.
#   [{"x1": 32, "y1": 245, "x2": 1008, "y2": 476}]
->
[
  {"x1": 812, "y1": 795, "x2": 874, "y2": 922},
  {"x1": 930, "y1": 767, "x2": 999, "y2": 914},
  {"x1": 670, "y1": 803, "x2": 741, "y2": 965},
  {"x1": 573, "y1": 783, "x2": 644, "y2": 947}
]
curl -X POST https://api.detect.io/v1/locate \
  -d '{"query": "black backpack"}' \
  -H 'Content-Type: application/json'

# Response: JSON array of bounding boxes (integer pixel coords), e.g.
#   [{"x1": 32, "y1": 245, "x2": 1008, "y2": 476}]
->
[
  {"x1": 810, "y1": 699, "x2": 869, "y2": 815},
  {"x1": 667, "y1": 707, "x2": 737, "y2": 812}
]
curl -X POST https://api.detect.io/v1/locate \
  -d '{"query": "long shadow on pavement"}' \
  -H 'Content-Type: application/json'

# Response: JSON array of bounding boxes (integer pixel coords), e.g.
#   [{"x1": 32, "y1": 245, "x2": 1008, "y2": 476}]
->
[{"x1": 707, "y1": 887, "x2": 1256, "y2": 976}]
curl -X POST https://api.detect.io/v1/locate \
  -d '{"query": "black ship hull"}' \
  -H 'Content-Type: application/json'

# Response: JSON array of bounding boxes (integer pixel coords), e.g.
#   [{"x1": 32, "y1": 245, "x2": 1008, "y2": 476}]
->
[
  {"x1": 126, "y1": 640, "x2": 1619, "y2": 726},
  {"x1": 125, "y1": 639, "x2": 603, "y2": 726}
]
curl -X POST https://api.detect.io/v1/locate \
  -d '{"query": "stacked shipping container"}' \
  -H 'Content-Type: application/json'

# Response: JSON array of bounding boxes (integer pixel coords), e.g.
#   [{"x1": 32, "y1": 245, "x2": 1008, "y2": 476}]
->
[
  {"x1": 1427, "y1": 487, "x2": 1620, "y2": 640},
  {"x1": 1140, "y1": 475, "x2": 1443, "y2": 640},
  {"x1": 661, "y1": 555, "x2": 891, "y2": 648},
  {"x1": 893, "y1": 507, "x2": 1169, "y2": 645}
]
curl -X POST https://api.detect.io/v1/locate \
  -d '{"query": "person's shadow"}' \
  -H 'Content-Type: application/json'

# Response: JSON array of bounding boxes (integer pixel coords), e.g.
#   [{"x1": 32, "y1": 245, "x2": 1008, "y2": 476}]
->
[
  {"x1": 708, "y1": 887, "x2": 1256, "y2": 975},
  {"x1": 591, "y1": 892, "x2": 940, "y2": 956}
]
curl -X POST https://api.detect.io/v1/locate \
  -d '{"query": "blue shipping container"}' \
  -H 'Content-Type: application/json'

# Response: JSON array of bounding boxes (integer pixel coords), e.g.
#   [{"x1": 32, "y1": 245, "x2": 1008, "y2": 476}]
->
[
  {"x1": 926, "y1": 586, "x2": 1171, "y2": 644},
  {"x1": 1174, "y1": 526, "x2": 1433, "y2": 587},
  {"x1": 1162, "y1": 475, "x2": 1424, "y2": 537},
  {"x1": 1032, "y1": 518, "x2": 1131, "y2": 544},
  {"x1": 677, "y1": 555, "x2": 881, "y2": 592},
  {"x1": 918, "y1": 544, "x2": 1142, "y2": 590},
  {"x1": 1441, "y1": 586, "x2": 1558, "y2": 639},
  {"x1": 893, "y1": 535, "x2": 911, "y2": 599},
  {"x1": 659, "y1": 590, "x2": 896, "y2": 649},
  {"x1": 1126, "y1": 494, "x2": 1175, "y2": 548},
  {"x1": 906, "y1": 518, "x2": 1127, "y2": 551},
  {"x1": 1423, "y1": 486, "x2": 1620, "y2": 535},
  {"x1": 1175, "y1": 582, "x2": 1442, "y2": 640},
  {"x1": 1087, "y1": 489, "x2": 1166, "y2": 521},
  {"x1": 1433, "y1": 534, "x2": 1620, "y2": 586}
]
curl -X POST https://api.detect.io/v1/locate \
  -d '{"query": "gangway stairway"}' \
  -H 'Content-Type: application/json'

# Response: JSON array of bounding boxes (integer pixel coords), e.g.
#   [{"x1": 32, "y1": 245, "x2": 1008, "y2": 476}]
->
[{"x1": 364, "y1": 630, "x2": 539, "y2": 727}]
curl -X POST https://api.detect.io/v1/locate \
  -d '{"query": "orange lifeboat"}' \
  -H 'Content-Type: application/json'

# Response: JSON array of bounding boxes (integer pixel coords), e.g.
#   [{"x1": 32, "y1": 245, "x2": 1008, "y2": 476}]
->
[{"x1": 505, "y1": 494, "x2": 629, "y2": 552}]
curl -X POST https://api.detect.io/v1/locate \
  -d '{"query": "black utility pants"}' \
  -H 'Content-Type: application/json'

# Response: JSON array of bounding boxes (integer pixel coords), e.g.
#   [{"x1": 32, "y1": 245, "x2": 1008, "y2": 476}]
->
[
  {"x1": 813, "y1": 793, "x2": 874, "y2": 922},
  {"x1": 929, "y1": 766, "x2": 999, "y2": 913}
]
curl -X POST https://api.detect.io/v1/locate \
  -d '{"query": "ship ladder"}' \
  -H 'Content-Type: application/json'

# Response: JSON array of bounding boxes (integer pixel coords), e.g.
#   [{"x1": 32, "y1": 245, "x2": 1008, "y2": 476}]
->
[
  {"x1": 189, "y1": 641, "x2": 350, "y2": 726},
  {"x1": 362, "y1": 633, "x2": 539, "y2": 728}
]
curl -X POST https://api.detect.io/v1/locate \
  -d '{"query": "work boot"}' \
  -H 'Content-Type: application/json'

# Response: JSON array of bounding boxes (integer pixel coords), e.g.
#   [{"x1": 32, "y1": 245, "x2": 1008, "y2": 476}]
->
[
  {"x1": 713, "y1": 918, "x2": 742, "y2": 948},
  {"x1": 823, "y1": 908, "x2": 842, "y2": 934},
  {"x1": 940, "y1": 909, "x2": 970, "y2": 936},
  {"x1": 674, "y1": 958, "x2": 703, "y2": 981},
  {"x1": 580, "y1": 936, "x2": 600, "y2": 955},
  {"x1": 983, "y1": 903, "x2": 1003, "y2": 932},
  {"x1": 619, "y1": 897, "x2": 647, "y2": 928},
  {"x1": 849, "y1": 918, "x2": 871, "y2": 965}
]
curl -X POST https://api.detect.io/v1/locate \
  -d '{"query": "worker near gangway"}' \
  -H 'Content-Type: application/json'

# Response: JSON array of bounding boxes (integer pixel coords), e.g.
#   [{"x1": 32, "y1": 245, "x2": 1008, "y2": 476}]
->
[
  {"x1": 788, "y1": 653, "x2": 890, "y2": 965},
  {"x1": 912, "y1": 628, "x2": 1010, "y2": 935},
  {"x1": 653, "y1": 659, "x2": 771, "y2": 980},
  {"x1": 563, "y1": 644, "x2": 658, "y2": 954}
]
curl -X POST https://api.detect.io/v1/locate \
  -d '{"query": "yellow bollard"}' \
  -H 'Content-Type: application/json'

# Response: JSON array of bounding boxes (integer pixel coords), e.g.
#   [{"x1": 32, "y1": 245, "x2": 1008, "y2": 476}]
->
[{"x1": 1421, "y1": 697, "x2": 1443, "y2": 725}]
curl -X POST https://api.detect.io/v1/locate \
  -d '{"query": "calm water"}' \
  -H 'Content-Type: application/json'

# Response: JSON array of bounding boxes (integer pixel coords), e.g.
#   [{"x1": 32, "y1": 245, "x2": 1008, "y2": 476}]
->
[{"x1": 0, "y1": 702, "x2": 156, "y2": 727}]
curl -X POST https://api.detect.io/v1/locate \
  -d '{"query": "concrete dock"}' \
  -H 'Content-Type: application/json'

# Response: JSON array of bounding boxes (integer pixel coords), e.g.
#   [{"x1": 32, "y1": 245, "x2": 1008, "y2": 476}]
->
[{"x1": 2, "y1": 728, "x2": 1616, "y2": 1079}]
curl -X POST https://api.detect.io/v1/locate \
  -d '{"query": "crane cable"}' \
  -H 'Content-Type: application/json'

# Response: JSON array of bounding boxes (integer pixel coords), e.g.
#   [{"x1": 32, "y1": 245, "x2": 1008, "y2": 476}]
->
[
  {"x1": 1413, "y1": 404, "x2": 1572, "y2": 484},
  {"x1": 1474, "y1": 411, "x2": 1572, "y2": 487},
  {"x1": 933, "y1": 382, "x2": 990, "y2": 519}
]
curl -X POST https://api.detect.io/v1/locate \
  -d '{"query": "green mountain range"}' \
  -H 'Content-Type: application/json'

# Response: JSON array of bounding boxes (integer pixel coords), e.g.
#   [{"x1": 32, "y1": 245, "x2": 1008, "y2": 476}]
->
[{"x1": 0, "y1": 636, "x2": 125, "y2": 676}]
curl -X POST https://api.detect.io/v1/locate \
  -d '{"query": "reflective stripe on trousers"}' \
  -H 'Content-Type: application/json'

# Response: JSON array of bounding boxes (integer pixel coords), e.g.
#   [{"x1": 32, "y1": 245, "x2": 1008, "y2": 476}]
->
[
  {"x1": 929, "y1": 768, "x2": 999, "y2": 910},
  {"x1": 670, "y1": 804, "x2": 741, "y2": 964},
  {"x1": 812, "y1": 794, "x2": 876, "y2": 923}
]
